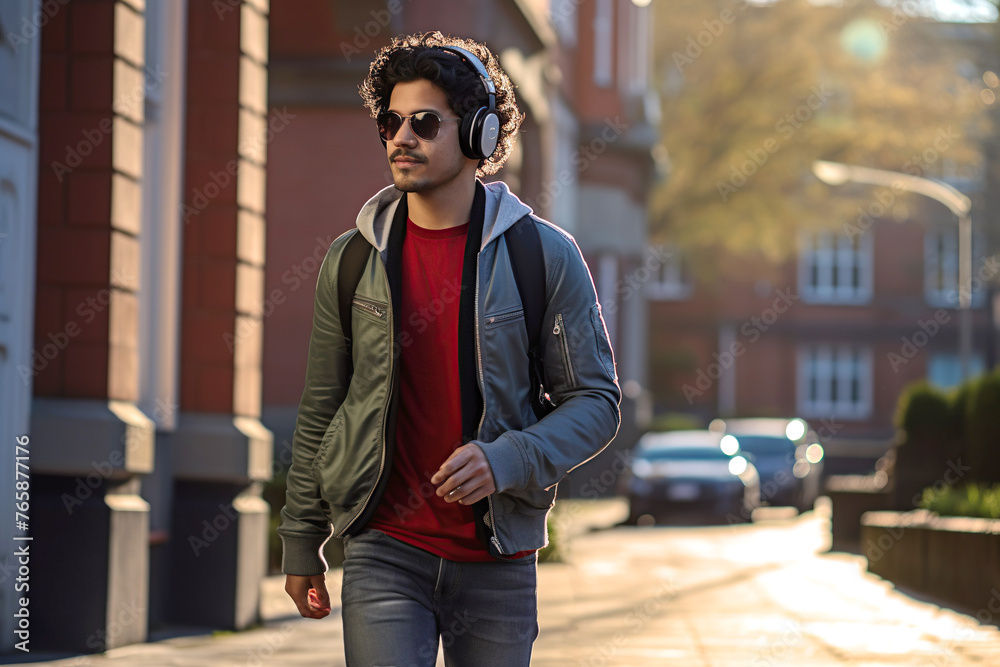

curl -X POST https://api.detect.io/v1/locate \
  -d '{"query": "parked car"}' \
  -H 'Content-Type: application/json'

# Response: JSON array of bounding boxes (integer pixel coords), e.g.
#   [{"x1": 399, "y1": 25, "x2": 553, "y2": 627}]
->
[
  {"x1": 620, "y1": 430, "x2": 760, "y2": 525},
  {"x1": 715, "y1": 418, "x2": 825, "y2": 514}
]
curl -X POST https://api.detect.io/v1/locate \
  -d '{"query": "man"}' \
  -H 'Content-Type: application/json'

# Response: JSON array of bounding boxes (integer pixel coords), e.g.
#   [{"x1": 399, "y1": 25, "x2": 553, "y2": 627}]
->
[{"x1": 277, "y1": 31, "x2": 621, "y2": 666}]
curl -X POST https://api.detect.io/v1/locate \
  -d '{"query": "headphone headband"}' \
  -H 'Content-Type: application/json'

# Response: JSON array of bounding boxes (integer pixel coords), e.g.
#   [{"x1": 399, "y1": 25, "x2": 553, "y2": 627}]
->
[{"x1": 433, "y1": 45, "x2": 497, "y2": 111}]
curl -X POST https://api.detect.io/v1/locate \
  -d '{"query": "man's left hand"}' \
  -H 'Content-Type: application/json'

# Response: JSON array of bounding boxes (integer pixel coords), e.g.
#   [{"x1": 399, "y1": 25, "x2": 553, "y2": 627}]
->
[{"x1": 432, "y1": 443, "x2": 497, "y2": 505}]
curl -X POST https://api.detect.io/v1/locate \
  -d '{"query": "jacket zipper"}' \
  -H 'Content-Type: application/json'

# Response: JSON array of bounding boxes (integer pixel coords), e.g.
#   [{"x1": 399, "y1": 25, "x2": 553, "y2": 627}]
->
[
  {"x1": 553, "y1": 313, "x2": 577, "y2": 387},
  {"x1": 474, "y1": 254, "x2": 506, "y2": 555},
  {"x1": 353, "y1": 295, "x2": 386, "y2": 319},
  {"x1": 339, "y1": 272, "x2": 393, "y2": 535},
  {"x1": 485, "y1": 308, "x2": 523, "y2": 327}
]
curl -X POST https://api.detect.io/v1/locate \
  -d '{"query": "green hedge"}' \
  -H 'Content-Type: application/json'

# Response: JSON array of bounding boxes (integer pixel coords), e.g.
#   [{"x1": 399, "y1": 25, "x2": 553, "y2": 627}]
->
[
  {"x1": 892, "y1": 369, "x2": 1000, "y2": 509},
  {"x1": 917, "y1": 482, "x2": 1000, "y2": 519},
  {"x1": 893, "y1": 381, "x2": 952, "y2": 447},
  {"x1": 965, "y1": 369, "x2": 1000, "y2": 483}
]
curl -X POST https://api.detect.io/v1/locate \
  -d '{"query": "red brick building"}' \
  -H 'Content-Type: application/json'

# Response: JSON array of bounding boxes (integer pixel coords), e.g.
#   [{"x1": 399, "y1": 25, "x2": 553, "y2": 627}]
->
[
  {"x1": 647, "y1": 201, "x2": 995, "y2": 468},
  {"x1": 3, "y1": 0, "x2": 273, "y2": 652}
]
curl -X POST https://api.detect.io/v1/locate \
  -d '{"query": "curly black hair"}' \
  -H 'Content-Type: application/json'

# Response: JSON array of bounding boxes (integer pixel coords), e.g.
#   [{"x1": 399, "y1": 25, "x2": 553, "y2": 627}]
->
[{"x1": 359, "y1": 31, "x2": 524, "y2": 177}]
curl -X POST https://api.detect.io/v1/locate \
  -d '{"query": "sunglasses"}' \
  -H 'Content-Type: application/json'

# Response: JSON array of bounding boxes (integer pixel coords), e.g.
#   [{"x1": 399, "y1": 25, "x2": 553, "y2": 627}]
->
[{"x1": 377, "y1": 110, "x2": 461, "y2": 142}]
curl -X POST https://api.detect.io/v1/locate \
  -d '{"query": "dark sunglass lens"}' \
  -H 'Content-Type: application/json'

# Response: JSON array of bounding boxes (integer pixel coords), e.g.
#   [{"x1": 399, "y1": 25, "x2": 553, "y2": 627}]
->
[
  {"x1": 377, "y1": 112, "x2": 401, "y2": 141},
  {"x1": 409, "y1": 112, "x2": 441, "y2": 141}
]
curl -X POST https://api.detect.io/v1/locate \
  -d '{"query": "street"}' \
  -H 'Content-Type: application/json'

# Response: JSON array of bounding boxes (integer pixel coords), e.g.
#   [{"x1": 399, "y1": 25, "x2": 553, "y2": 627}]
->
[{"x1": 15, "y1": 498, "x2": 1000, "y2": 666}]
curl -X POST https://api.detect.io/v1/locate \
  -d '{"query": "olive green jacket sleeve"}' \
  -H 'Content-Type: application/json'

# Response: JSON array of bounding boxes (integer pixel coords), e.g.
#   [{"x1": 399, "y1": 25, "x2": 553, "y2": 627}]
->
[{"x1": 276, "y1": 236, "x2": 351, "y2": 575}]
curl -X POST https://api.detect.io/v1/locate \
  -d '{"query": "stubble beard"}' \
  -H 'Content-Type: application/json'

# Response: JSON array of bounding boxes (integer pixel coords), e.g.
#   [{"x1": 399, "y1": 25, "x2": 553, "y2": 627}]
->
[{"x1": 392, "y1": 155, "x2": 467, "y2": 194}]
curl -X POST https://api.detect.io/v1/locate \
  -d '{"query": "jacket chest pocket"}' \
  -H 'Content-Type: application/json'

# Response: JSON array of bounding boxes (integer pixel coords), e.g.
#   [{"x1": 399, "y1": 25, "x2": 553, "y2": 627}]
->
[
  {"x1": 352, "y1": 295, "x2": 387, "y2": 321},
  {"x1": 484, "y1": 307, "x2": 524, "y2": 330}
]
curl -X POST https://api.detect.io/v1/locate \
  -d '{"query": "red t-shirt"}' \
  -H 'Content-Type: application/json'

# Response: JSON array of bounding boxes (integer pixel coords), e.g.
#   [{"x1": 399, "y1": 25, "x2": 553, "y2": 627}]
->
[{"x1": 367, "y1": 217, "x2": 534, "y2": 561}]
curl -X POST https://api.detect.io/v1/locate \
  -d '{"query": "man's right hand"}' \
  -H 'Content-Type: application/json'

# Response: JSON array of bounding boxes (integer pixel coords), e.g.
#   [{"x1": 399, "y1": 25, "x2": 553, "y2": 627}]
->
[{"x1": 285, "y1": 574, "x2": 332, "y2": 619}]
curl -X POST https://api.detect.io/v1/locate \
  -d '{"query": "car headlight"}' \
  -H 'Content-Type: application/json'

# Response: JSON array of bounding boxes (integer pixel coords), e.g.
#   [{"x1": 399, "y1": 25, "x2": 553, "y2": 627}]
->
[
  {"x1": 632, "y1": 459, "x2": 653, "y2": 479},
  {"x1": 728, "y1": 455, "x2": 748, "y2": 476}
]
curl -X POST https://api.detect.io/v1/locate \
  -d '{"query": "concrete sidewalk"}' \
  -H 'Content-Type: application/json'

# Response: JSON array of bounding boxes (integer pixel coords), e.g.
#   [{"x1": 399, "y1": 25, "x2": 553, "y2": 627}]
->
[{"x1": 11, "y1": 498, "x2": 1000, "y2": 666}]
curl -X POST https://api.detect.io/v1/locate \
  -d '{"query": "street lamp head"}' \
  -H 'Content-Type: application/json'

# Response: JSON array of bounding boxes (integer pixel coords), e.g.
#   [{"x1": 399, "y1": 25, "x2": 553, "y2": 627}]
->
[{"x1": 812, "y1": 160, "x2": 851, "y2": 186}]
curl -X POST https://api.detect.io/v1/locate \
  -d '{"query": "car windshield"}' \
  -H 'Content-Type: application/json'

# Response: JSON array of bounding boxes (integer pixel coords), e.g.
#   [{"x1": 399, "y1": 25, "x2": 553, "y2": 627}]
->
[
  {"x1": 638, "y1": 447, "x2": 731, "y2": 461},
  {"x1": 727, "y1": 435, "x2": 794, "y2": 456}
]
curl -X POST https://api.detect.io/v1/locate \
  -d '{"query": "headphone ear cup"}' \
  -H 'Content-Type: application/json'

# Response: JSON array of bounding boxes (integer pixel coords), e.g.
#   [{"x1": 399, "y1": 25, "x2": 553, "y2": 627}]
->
[
  {"x1": 459, "y1": 109, "x2": 480, "y2": 160},
  {"x1": 478, "y1": 110, "x2": 501, "y2": 159}
]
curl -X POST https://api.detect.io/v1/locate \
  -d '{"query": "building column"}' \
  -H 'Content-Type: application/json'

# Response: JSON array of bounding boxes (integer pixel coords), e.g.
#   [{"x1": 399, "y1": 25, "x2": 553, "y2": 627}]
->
[
  {"x1": 31, "y1": 0, "x2": 153, "y2": 652},
  {"x1": 169, "y1": 0, "x2": 271, "y2": 630}
]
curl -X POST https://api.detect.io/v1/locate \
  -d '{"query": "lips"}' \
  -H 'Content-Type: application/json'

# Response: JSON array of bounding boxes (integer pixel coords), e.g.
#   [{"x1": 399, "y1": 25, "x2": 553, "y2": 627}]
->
[{"x1": 394, "y1": 157, "x2": 423, "y2": 166}]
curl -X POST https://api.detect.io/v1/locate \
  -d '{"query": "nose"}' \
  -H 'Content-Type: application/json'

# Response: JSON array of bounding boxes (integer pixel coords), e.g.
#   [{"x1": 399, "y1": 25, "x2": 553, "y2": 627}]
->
[{"x1": 392, "y1": 116, "x2": 418, "y2": 148}]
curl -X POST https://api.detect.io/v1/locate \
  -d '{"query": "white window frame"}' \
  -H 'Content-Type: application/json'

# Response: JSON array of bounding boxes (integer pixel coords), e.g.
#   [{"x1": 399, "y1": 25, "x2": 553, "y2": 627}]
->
[
  {"x1": 593, "y1": 0, "x2": 613, "y2": 87},
  {"x1": 617, "y1": 1, "x2": 649, "y2": 96},
  {"x1": 798, "y1": 230, "x2": 873, "y2": 305},
  {"x1": 646, "y1": 245, "x2": 692, "y2": 301},
  {"x1": 927, "y1": 352, "x2": 985, "y2": 389},
  {"x1": 549, "y1": 0, "x2": 578, "y2": 46},
  {"x1": 924, "y1": 228, "x2": 986, "y2": 308},
  {"x1": 796, "y1": 344, "x2": 873, "y2": 420}
]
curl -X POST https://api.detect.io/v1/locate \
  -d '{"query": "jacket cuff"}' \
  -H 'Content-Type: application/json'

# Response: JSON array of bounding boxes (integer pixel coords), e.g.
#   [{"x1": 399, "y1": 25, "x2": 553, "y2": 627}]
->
[
  {"x1": 475, "y1": 432, "x2": 528, "y2": 493},
  {"x1": 279, "y1": 530, "x2": 333, "y2": 576}
]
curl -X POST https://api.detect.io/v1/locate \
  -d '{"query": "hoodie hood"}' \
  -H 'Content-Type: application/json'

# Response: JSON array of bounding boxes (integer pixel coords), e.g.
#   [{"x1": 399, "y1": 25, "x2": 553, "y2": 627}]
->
[{"x1": 354, "y1": 179, "x2": 533, "y2": 253}]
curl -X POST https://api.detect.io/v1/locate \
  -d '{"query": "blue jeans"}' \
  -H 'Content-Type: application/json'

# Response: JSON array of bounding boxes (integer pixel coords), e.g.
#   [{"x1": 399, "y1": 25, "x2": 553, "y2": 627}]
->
[{"x1": 340, "y1": 528, "x2": 538, "y2": 666}]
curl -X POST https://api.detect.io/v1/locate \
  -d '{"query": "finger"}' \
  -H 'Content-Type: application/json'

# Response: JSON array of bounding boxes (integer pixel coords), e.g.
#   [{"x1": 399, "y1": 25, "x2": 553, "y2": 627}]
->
[
  {"x1": 457, "y1": 475, "x2": 497, "y2": 504},
  {"x1": 436, "y1": 468, "x2": 476, "y2": 498},
  {"x1": 431, "y1": 447, "x2": 472, "y2": 484},
  {"x1": 294, "y1": 594, "x2": 327, "y2": 619},
  {"x1": 308, "y1": 588, "x2": 331, "y2": 612},
  {"x1": 309, "y1": 576, "x2": 332, "y2": 609},
  {"x1": 445, "y1": 477, "x2": 489, "y2": 503}
]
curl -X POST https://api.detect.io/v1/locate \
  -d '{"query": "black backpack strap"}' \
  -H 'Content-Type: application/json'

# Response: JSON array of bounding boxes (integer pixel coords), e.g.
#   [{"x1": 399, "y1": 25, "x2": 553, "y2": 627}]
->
[
  {"x1": 505, "y1": 215, "x2": 556, "y2": 418},
  {"x1": 338, "y1": 230, "x2": 373, "y2": 365}
]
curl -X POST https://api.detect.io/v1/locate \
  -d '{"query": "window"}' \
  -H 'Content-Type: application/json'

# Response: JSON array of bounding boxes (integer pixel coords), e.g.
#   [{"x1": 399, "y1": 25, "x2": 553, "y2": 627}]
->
[
  {"x1": 593, "y1": 0, "x2": 612, "y2": 87},
  {"x1": 927, "y1": 353, "x2": 985, "y2": 389},
  {"x1": 549, "y1": 0, "x2": 578, "y2": 46},
  {"x1": 799, "y1": 231, "x2": 872, "y2": 304},
  {"x1": 646, "y1": 246, "x2": 692, "y2": 300},
  {"x1": 618, "y1": 1, "x2": 649, "y2": 95},
  {"x1": 924, "y1": 229, "x2": 985, "y2": 307},
  {"x1": 797, "y1": 344, "x2": 872, "y2": 419}
]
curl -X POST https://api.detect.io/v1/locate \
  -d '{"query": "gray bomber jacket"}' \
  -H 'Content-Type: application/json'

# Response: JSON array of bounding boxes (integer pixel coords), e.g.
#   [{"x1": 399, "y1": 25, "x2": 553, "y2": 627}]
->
[{"x1": 277, "y1": 179, "x2": 621, "y2": 575}]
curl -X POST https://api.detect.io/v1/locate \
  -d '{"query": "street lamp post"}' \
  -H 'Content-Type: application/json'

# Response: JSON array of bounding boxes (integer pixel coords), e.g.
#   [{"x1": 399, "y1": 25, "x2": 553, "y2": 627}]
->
[{"x1": 811, "y1": 160, "x2": 974, "y2": 380}]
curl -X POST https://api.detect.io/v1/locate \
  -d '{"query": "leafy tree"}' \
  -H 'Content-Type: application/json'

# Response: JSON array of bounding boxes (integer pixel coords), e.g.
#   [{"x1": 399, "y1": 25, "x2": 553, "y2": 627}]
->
[{"x1": 650, "y1": 0, "x2": 992, "y2": 266}]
